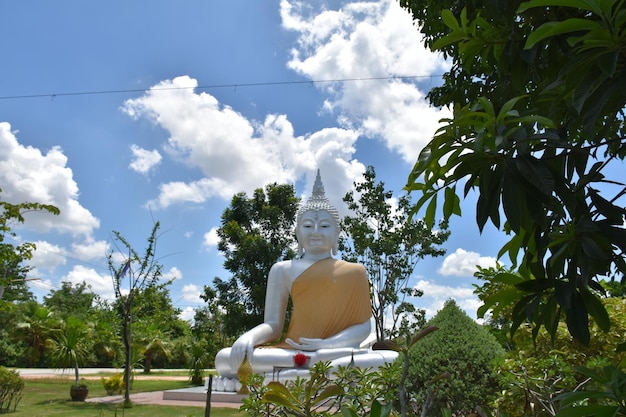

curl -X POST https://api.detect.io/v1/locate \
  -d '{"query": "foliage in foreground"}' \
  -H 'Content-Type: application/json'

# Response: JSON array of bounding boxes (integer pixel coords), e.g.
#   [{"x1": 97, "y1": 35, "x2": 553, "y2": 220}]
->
[
  {"x1": 556, "y1": 365, "x2": 626, "y2": 417},
  {"x1": 478, "y1": 266, "x2": 626, "y2": 416},
  {"x1": 0, "y1": 367, "x2": 24, "y2": 414},
  {"x1": 241, "y1": 361, "x2": 400, "y2": 417},
  {"x1": 402, "y1": 0, "x2": 626, "y2": 346}
]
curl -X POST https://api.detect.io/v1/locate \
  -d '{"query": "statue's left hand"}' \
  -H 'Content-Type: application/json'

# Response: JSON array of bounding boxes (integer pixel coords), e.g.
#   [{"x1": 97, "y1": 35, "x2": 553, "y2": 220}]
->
[{"x1": 285, "y1": 337, "x2": 332, "y2": 351}]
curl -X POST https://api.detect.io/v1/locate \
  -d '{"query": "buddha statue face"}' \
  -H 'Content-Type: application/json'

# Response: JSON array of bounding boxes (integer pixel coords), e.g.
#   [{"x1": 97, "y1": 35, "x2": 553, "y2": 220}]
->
[
  {"x1": 295, "y1": 170, "x2": 341, "y2": 257},
  {"x1": 296, "y1": 209, "x2": 340, "y2": 256}
]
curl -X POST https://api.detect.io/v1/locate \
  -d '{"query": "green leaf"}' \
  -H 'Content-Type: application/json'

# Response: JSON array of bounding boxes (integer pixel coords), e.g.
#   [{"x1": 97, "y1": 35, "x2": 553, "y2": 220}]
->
[
  {"x1": 341, "y1": 407, "x2": 358, "y2": 417},
  {"x1": 497, "y1": 96, "x2": 525, "y2": 121},
  {"x1": 516, "y1": 155, "x2": 554, "y2": 195},
  {"x1": 581, "y1": 289, "x2": 611, "y2": 332},
  {"x1": 372, "y1": 339, "x2": 403, "y2": 353},
  {"x1": 440, "y1": 9, "x2": 460, "y2": 31},
  {"x1": 515, "y1": 278, "x2": 554, "y2": 293},
  {"x1": 443, "y1": 186, "x2": 461, "y2": 218},
  {"x1": 262, "y1": 392, "x2": 299, "y2": 409},
  {"x1": 425, "y1": 193, "x2": 437, "y2": 229},
  {"x1": 262, "y1": 381, "x2": 301, "y2": 408},
  {"x1": 555, "y1": 405, "x2": 619, "y2": 417},
  {"x1": 408, "y1": 325, "x2": 439, "y2": 349},
  {"x1": 477, "y1": 286, "x2": 522, "y2": 319},
  {"x1": 518, "y1": 0, "x2": 609, "y2": 15},
  {"x1": 523, "y1": 19, "x2": 603, "y2": 49},
  {"x1": 565, "y1": 292, "x2": 590, "y2": 345},
  {"x1": 502, "y1": 169, "x2": 524, "y2": 233},
  {"x1": 370, "y1": 399, "x2": 393, "y2": 417},
  {"x1": 315, "y1": 384, "x2": 343, "y2": 404},
  {"x1": 491, "y1": 272, "x2": 524, "y2": 285}
]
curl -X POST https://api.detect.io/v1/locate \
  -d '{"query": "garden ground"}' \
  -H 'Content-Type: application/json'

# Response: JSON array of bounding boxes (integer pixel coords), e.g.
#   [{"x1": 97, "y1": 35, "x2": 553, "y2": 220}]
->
[{"x1": 16, "y1": 368, "x2": 242, "y2": 409}]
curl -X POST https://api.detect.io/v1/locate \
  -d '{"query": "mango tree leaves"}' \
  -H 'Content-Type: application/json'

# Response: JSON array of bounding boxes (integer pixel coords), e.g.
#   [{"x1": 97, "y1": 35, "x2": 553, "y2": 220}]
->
[{"x1": 402, "y1": 0, "x2": 626, "y2": 345}]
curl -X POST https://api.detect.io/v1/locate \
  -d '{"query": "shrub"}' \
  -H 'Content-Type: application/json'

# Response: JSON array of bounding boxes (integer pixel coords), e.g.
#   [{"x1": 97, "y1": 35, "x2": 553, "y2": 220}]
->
[
  {"x1": 407, "y1": 299, "x2": 505, "y2": 416},
  {"x1": 101, "y1": 373, "x2": 125, "y2": 395},
  {"x1": 0, "y1": 367, "x2": 24, "y2": 414}
]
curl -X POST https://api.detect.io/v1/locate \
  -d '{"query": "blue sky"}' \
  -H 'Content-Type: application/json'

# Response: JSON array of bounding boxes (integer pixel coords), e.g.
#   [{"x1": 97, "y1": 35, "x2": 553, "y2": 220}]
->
[{"x1": 1, "y1": 0, "x2": 509, "y2": 322}]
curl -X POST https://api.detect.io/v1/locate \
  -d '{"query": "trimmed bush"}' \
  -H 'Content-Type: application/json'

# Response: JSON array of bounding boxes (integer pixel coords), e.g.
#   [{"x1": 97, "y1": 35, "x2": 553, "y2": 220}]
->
[
  {"x1": 407, "y1": 299, "x2": 504, "y2": 416},
  {"x1": 0, "y1": 367, "x2": 24, "y2": 414}
]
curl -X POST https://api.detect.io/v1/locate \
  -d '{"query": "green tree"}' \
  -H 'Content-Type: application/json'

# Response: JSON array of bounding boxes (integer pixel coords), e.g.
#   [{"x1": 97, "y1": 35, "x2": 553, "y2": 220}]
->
[
  {"x1": 0, "y1": 191, "x2": 59, "y2": 366},
  {"x1": 90, "y1": 302, "x2": 121, "y2": 367},
  {"x1": 107, "y1": 221, "x2": 165, "y2": 406},
  {"x1": 211, "y1": 183, "x2": 299, "y2": 337},
  {"x1": 194, "y1": 285, "x2": 229, "y2": 362},
  {"x1": 43, "y1": 281, "x2": 96, "y2": 320},
  {"x1": 340, "y1": 166, "x2": 449, "y2": 341},
  {"x1": 407, "y1": 299, "x2": 504, "y2": 417},
  {"x1": 127, "y1": 282, "x2": 189, "y2": 371},
  {"x1": 402, "y1": 0, "x2": 626, "y2": 345},
  {"x1": 1, "y1": 190, "x2": 59, "y2": 302},
  {"x1": 15, "y1": 302, "x2": 61, "y2": 367}
]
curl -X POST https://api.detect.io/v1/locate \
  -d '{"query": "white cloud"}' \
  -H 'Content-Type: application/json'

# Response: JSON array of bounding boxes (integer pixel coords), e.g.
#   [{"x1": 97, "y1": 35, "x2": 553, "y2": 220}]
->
[
  {"x1": 63, "y1": 265, "x2": 115, "y2": 301},
  {"x1": 179, "y1": 306, "x2": 196, "y2": 322},
  {"x1": 121, "y1": 76, "x2": 364, "y2": 211},
  {"x1": 182, "y1": 284, "x2": 202, "y2": 303},
  {"x1": 438, "y1": 248, "x2": 499, "y2": 277},
  {"x1": 71, "y1": 238, "x2": 108, "y2": 262},
  {"x1": 0, "y1": 122, "x2": 100, "y2": 238},
  {"x1": 129, "y1": 144, "x2": 162, "y2": 174},
  {"x1": 280, "y1": 0, "x2": 451, "y2": 163},
  {"x1": 163, "y1": 266, "x2": 183, "y2": 281},
  {"x1": 203, "y1": 227, "x2": 220, "y2": 248},
  {"x1": 416, "y1": 279, "x2": 475, "y2": 299},
  {"x1": 413, "y1": 279, "x2": 480, "y2": 320},
  {"x1": 30, "y1": 240, "x2": 67, "y2": 272}
]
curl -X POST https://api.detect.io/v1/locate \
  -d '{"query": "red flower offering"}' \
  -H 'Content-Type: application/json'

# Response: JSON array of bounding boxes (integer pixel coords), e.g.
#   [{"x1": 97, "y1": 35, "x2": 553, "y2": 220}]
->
[{"x1": 293, "y1": 352, "x2": 310, "y2": 367}]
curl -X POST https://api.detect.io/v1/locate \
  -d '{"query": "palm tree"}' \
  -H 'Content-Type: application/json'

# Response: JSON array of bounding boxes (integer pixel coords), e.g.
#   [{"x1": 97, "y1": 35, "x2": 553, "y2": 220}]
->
[
  {"x1": 47, "y1": 315, "x2": 93, "y2": 400},
  {"x1": 16, "y1": 302, "x2": 60, "y2": 366}
]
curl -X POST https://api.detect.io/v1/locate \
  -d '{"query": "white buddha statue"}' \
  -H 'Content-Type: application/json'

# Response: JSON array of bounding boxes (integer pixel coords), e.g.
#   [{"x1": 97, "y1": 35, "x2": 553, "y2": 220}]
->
[{"x1": 214, "y1": 171, "x2": 397, "y2": 384}]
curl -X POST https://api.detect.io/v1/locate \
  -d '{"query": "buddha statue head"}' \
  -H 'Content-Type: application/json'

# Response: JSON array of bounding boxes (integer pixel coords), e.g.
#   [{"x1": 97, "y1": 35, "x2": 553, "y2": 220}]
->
[{"x1": 295, "y1": 170, "x2": 341, "y2": 256}]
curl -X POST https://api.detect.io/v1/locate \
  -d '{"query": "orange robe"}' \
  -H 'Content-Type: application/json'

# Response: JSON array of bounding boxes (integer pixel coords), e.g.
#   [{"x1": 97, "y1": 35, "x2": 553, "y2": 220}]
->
[{"x1": 272, "y1": 257, "x2": 372, "y2": 348}]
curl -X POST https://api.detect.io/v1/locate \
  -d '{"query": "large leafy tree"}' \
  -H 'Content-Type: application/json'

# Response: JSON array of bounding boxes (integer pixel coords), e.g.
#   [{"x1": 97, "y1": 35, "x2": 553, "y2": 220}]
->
[
  {"x1": 0, "y1": 191, "x2": 59, "y2": 365},
  {"x1": 43, "y1": 281, "x2": 96, "y2": 320},
  {"x1": 210, "y1": 183, "x2": 299, "y2": 338},
  {"x1": 1, "y1": 190, "x2": 59, "y2": 301},
  {"x1": 402, "y1": 0, "x2": 626, "y2": 345},
  {"x1": 129, "y1": 283, "x2": 188, "y2": 372},
  {"x1": 340, "y1": 166, "x2": 449, "y2": 341}
]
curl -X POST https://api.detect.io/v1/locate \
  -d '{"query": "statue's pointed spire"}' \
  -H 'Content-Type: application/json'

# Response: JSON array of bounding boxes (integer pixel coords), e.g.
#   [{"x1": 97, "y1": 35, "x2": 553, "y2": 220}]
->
[
  {"x1": 311, "y1": 169, "x2": 325, "y2": 199},
  {"x1": 296, "y1": 169, "x2": 340, "y2": 227}
]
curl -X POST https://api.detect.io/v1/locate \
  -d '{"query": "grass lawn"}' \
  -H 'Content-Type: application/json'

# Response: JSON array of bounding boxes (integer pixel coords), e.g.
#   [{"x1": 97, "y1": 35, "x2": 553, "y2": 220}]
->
[{"x1": 11, "y1": 376, "x2": 246, "y2": 417}]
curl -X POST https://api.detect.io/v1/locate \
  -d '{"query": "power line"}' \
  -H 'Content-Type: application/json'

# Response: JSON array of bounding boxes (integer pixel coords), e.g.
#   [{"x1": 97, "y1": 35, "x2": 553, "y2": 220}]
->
[{"x1": 0, "y1": 75, "x2": 441, "y2": 101}]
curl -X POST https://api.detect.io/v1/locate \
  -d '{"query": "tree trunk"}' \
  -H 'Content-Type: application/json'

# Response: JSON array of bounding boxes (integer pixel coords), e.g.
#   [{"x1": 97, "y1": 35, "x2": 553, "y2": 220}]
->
[{"x1": 122, "y1": 318, "x2": 132, "y2": 405}]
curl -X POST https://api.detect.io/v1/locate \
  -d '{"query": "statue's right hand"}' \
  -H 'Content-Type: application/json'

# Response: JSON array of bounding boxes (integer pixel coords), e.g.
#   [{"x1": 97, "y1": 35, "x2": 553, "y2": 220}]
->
[{"x1": 230, "y1": 333, "x2": 255, "y2": 370}]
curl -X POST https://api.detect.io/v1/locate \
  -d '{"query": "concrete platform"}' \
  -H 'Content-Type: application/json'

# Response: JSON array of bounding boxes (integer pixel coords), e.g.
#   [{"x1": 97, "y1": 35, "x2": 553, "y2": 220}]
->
[{"x1": 162, "y1": 386, "x2": 245, "y2": 403}]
